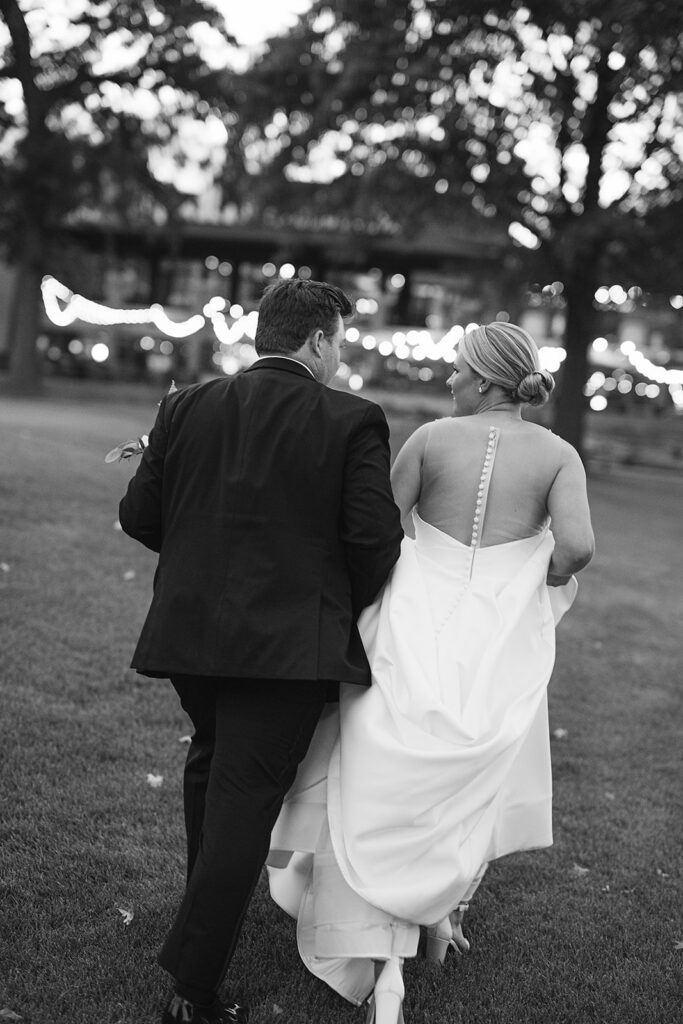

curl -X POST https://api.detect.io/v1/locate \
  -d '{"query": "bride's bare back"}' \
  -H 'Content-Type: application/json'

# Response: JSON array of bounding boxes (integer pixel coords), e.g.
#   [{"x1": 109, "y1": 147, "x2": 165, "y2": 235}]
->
[
  {"x1": 417, "y1": 417, "x2": 557, "y2": 545},
  {"x1": 391, "y1": 415, "x2": 594, "y2": 576}
]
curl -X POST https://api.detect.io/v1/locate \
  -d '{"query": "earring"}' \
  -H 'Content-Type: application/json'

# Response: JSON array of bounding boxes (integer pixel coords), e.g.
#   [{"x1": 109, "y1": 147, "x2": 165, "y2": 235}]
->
[{"x1": 478, "y1": 382, "x2": 486, "y2": 393}]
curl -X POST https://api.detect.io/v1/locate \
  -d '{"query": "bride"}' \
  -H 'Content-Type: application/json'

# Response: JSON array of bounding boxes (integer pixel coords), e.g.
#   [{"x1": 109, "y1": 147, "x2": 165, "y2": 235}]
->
[{"x1": 266, "y1": 322, "x2": 595, "y2": 1022}]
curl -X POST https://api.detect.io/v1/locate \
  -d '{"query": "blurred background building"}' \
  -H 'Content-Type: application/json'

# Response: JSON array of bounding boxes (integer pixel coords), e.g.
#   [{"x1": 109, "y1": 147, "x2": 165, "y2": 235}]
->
[{"x1": 1, "y1": 198, "x2": 679, "y2": 425}]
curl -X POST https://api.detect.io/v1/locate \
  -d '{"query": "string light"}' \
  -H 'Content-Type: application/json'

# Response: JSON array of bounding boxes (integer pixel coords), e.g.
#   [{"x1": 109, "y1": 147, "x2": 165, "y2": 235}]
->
[
  {"x1": 539, "y1": 346, "x2": 567, "y2": 373},
  {"x1": 40, "y1": 275, "x2": 680, "y2": 400},
  {"x1": 42, "y1": 277, "x2": 204, "y2": 338},
  {"x1": 91, "y1": 342, "x2": 109, "y2": 363},
  {"x1": 626, "y1": 348, "x2": 683, "y2": 386},
  {"x1": 209, "y1": 309, "x2": 259, "y2": 346}
]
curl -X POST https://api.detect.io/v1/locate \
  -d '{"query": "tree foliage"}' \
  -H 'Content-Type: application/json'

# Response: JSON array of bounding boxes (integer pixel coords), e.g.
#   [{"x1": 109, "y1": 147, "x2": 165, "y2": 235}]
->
[
  {"x1": 0, "y1": 0, "x2": 237, "y2": 391},
  {"x1": 232, "y1": 0, "x2": 683, "y2": 449}
]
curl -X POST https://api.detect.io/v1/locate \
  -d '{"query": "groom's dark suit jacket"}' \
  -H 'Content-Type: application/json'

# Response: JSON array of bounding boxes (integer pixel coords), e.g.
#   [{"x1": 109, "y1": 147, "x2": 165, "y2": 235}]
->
[{"x1": 119, "y1": 357, "x2": 403, "y2": 684}]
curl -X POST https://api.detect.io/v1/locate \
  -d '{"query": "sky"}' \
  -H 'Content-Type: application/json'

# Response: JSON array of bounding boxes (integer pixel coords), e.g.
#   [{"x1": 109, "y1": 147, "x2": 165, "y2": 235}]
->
[
  {"x1": 0, "y1": 1, "x2": 313, "y2": 68},
  {"x1": 0, "y1": 0, "x2": 315, "y2": 180},
  {"x1": 215, "y1": 0, "x2": 312, "y2": 47}
]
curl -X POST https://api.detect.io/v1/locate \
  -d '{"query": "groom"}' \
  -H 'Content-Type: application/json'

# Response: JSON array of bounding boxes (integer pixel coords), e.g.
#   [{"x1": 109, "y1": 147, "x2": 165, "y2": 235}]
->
[{"x1": 118, "y1": 278, "x2": 403, "y2": 1024}]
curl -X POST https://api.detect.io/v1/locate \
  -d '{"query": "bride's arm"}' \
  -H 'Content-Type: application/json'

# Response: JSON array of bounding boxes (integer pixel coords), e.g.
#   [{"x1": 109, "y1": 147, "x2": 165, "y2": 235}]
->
[
  {"x1": 390, "y1": 424, "x2": 429, "y2": 537},
  {"x1": 546, "y1": 442, "x2": 595, "y2": 581}
]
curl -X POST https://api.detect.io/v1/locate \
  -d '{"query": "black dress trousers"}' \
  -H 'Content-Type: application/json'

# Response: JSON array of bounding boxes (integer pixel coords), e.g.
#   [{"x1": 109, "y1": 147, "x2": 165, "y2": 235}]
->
[{"x1": 158, "y1": 676, "x2": 328, "y2": 1003}]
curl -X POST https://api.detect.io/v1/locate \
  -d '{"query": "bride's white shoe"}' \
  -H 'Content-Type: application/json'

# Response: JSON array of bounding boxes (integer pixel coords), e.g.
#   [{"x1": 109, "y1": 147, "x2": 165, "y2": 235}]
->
[
  {"x1": 365, "y1": 957, "x2": 405, "y2": 1024},
  {"x1": 425, "y1": 903, "x2": 471, "y2": 963},
  {"x1": 449, "y1": 902, "x2": 471, "y2": 954}
]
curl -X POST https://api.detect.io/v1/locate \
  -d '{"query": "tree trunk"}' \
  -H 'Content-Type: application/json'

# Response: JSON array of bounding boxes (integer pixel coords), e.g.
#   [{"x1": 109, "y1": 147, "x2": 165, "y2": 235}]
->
[
  {"x1": 230, "y1": 260, "x2": 242, "y2": 304},
  {"x1": 551, "y1": 267, "x2": 596, "y2": 458},
  {"x1": 395, "y1": 269, "x2": 412, "y2": 323},
  {"x1": 6, "y1": 224, "x2": 46, "y2": 394}
]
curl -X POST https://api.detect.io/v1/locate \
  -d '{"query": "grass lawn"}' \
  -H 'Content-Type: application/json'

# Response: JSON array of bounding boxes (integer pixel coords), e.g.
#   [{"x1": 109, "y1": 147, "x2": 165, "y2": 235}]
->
[{"x1": 0, "y1": 382, "x2": 681, "y2": 1024}]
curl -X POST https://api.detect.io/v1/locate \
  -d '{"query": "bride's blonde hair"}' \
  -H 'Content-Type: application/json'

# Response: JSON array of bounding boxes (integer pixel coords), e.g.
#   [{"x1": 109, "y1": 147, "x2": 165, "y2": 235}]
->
[{"x1": 460, "y1": 322, "x2": 555, "y2": 407}]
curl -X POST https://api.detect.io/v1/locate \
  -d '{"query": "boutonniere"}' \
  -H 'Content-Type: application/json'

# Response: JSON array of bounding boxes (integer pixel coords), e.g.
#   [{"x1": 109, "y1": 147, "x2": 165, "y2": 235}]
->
[{"x1": 105, "y1": 380, "x2": 178, "y2": 463}]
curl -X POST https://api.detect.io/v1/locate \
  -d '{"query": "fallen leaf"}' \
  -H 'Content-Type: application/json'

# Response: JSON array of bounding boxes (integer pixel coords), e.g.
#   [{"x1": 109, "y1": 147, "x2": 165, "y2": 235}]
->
[
  {"x1": 656, "y1": 867, "x2": 670, "y2": 879},
  {"x1": 674, "y1": 940, "x2": 683, "y2": 950},
  {"x1": 0, "y1": 563, "x2": 10, "y2": 573},
  {"x1": 146, "y1": 773, "x2": 163, "y2": 788},
  {"x1": 604, "y1": 791, "x2": 616, "y2": 800},
  {"x1": 117, "y1": 907, "x2": 134, "y2": 926},
  {"x1": 179, "y1": 735, "x2": 192, "y2": 744},
  {"x1": 601, "y1": 884, "x2": 610, "y2": 892},
  {"x1": 551, "y1": 727, "x2": 569, "y2": 740},
  {"x1": 123, "y1": 570, "x2": 136, "y2": 581},
  {"x1": 571, "y1": 863, "x2": 590, "y2": 877},
  {"x1": 272, "y1": 1005, "x2": 283, "y2": 1016},
  {"x1": 0, "y1": 1011, "x2": 22, "y2": 1020}
]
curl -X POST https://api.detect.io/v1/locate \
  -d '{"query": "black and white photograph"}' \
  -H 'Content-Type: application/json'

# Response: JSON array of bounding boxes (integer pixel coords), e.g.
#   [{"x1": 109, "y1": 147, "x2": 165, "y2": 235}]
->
[{"x1": 0, "y1": 2, "x2": 681, "y2": 1022}]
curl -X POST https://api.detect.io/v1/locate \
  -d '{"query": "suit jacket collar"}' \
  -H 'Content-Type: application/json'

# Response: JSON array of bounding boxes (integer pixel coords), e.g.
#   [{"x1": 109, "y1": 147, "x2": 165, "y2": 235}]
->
[{"x1": 244, "y1": 356, "x2": 318, "y2": 381}]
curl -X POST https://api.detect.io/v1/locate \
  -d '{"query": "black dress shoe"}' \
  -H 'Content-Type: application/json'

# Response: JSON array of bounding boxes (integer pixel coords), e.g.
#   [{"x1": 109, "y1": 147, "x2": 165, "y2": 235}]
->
[{"x1": 161, "y1": 993, "x2": 249, "y2": 1024}]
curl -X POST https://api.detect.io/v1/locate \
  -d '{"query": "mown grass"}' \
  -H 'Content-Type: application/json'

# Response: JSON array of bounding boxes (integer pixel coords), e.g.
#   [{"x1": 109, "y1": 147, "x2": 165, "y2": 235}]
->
[{"x1": 0, "y1": 383, "x2": 681, "y2": 1024}]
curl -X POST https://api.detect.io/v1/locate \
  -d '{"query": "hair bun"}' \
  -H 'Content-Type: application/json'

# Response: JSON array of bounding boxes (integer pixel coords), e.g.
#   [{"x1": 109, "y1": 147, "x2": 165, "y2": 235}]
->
[{"x1": 516, "y1": 369, "x2": 555, "y2": 407}]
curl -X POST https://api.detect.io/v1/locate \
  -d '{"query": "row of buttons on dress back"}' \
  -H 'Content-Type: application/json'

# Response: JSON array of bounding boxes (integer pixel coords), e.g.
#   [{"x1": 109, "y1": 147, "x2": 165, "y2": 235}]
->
[{"x1": 470, "y1": 426, "x2": 498, "y2": 549}]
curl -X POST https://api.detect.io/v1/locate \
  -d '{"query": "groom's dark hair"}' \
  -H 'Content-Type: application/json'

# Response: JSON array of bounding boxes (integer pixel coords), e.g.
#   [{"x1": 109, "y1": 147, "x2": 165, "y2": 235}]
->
[{"x1": 255, "y1": 279, "x2": 353, "y2": 355}]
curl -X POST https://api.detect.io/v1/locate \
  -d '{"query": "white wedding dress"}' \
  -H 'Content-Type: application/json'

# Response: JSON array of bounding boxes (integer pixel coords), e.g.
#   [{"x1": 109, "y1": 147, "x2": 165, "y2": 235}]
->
[{"x1": 266, "y1": 425, "x2": 577, "y2": 1004}]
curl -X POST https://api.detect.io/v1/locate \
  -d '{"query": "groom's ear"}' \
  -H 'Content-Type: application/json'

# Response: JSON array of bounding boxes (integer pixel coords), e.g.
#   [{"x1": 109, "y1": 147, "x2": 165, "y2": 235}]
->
[{"x1": 309, "y1": 329, "x2": 325, "y2": 358}]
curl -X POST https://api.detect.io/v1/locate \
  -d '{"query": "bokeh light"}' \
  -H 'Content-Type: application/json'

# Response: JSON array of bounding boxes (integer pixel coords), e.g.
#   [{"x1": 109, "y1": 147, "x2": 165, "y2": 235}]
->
[{"x1": 90, "y1": 342, "x2": 109, "y2": 362}]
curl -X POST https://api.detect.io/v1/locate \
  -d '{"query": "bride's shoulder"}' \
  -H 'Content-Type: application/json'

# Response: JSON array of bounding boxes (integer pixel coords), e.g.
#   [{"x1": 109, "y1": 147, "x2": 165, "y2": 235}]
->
[
  {"x1": 419, "y1": 415, "x2": 487, "y2": 444},
  {"x1": 405, "y1": 416, "x2": 455, "y2": 441},
  {"x1": 418, "y1": 415, "x2": 469, "y2": 443},
  {"x1": 423, "y1": 414, "x2": 468, "y2": 434},
  {"x1": 397, "y1": 417, "x2": 457, "y2": 461},
  {"x1": 531, "y1": 423, "x2": 576, "y2": 454},
  {"x1": 524, "y1": 423, "x2": 582, "y2": 470}
]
